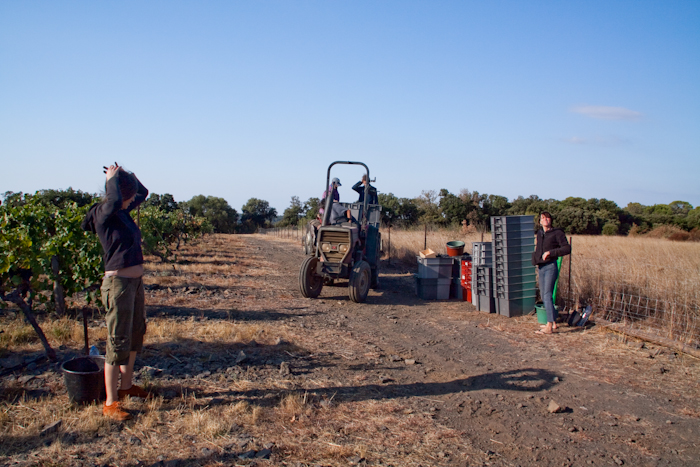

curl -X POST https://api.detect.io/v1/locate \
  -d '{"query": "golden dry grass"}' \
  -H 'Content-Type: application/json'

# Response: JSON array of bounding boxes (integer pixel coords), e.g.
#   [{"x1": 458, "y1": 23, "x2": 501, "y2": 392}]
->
[
  {"x1": 383, "y1": 227, "x2": 700, "y2": 347},
  {"x1": 1, "y1": 233, "x2": 474, "y2": 466},
  {"x1": 380, "y1": 225, "x2": 490, "y2": 263}
]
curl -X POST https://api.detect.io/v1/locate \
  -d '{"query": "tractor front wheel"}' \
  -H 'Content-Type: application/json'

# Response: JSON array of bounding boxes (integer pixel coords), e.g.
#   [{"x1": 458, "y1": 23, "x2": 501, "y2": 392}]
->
[
  {"x1": 299, "y1": 256, "x2": 323, "y2": 298},
  {"x1": 349, "y1": 260, "x2": 371, "y2": 303}
]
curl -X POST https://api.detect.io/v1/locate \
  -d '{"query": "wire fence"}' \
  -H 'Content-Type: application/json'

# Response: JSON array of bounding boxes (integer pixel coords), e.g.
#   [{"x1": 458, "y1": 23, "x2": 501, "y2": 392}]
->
[
  {"x1": 557, "y1": 257, "x2": 700, "y2": 352},
  {"x1": 259, "y1": 226, "x2": 302, "y2": 241}
]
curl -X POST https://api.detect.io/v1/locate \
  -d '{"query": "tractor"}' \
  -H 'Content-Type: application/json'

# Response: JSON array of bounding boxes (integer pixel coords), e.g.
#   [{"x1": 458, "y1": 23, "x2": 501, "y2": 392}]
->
[{"x1": 299, "y1": 161, "x2": 381, "y2": 303}]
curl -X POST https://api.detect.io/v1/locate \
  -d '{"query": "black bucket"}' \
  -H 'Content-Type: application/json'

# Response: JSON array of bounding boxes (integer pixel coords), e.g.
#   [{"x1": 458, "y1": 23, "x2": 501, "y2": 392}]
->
[{"x1": 62, "y1": 356, "x2": 106, "y2": 404}]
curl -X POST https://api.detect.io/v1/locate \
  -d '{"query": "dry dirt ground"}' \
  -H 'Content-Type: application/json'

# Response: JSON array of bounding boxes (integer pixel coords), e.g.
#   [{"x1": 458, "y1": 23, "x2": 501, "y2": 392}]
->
[{"x1": 1, "y1": 233, "x2": 700, "y2": 467}]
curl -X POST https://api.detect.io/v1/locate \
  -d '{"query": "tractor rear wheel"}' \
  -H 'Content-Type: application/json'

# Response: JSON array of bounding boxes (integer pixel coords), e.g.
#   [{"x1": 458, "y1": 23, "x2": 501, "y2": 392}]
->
[
  {"x1": 349, "y1": 260, "x2": 371, "y2": 303},
  {"x1": 299, "y1": 256, "x2": 323, "y2": 298},
  {"x1": 370, "y1": 267, "x2": 379, "y2": 289}
]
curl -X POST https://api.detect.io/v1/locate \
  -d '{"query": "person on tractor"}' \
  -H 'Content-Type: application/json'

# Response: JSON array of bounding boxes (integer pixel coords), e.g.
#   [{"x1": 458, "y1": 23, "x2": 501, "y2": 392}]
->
[
  {"x1": 352, "y1": 175, "x2": 378, "y2": 205},
  {"x1": 329, "y1": 200, "x2": 353, "y2": 225}
]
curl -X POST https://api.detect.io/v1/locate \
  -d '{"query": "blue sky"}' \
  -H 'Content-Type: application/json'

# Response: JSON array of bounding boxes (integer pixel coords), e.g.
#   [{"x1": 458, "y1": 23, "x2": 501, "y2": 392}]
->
[{"x1": 2, "y1": 1, "x2": 699, "y2": 214}]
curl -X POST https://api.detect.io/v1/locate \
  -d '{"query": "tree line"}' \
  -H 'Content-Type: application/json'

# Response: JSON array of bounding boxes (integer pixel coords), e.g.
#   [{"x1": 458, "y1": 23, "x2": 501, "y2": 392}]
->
[{"x1": 276, "y1": 189, "x2": 700, "y2": 236}]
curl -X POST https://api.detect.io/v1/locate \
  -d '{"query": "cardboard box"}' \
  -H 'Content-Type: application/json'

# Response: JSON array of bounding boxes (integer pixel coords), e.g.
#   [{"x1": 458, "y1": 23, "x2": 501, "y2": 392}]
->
[{"x1": 419, "y1": 248, "x2": 437, "y2": 259}]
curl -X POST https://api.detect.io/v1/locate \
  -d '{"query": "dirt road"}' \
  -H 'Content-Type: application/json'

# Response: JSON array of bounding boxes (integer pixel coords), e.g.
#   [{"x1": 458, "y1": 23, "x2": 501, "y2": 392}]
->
[{"x1": 249, "y1": 233, "x2": 700, "y2": 466}]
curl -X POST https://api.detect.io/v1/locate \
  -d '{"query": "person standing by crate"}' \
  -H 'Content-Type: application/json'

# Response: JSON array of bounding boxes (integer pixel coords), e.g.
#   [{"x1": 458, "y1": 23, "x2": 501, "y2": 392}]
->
[
  {"x1": 82, "y1": 163, "x2": 150, "y2": 420},
  {"x1": 532, "y1": 211, "x2": 571, "y2": 334}
]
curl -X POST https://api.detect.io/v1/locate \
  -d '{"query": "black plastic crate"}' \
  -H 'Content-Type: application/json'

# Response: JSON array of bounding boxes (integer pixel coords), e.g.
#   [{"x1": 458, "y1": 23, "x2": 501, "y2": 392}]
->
[
  {"x1": 492, "y1": 230, "x2": 536, "y2": 242},
  {"x1": 493, "y1": 235, "x2": 535, "y2": 248},
  {"x1": 496, "y1": 287, "x2": 537, "y2": 300},
  {"x1": 494, "y1": 271, "x2": 537, "y2": 285},
  {"x1": 496, "y1": 281, "x2": 537, "y2": 294},
  {"x1": 476, "y1": 294, "x2": 496, "y2": 313},
  {"x1": 494, "y1": 243, "x2": 536, "y2": 256},
  {"x1": 497, "y1": 296, "x2": 537, "y2": 318},
  {"x1": 415, "y1": 276, "x2": 451, "y2": 300}
]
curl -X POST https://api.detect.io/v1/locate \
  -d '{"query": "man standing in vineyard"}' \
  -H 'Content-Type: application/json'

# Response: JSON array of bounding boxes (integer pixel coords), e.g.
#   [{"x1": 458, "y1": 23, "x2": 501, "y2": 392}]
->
[{"x1": 82, "y1": 163, "x2": 150, "y2": 420}]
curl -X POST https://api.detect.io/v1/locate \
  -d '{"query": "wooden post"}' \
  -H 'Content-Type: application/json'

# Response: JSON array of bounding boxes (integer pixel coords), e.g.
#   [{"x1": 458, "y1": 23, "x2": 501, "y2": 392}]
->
[
  {"x1": 424, "y1": 224, "x2": 427, "y2": 250},
  {"x1": 82, "y1": 307, "x2": 90, "y2": 355},
  {"x1": 568, "y1": 236, "x2": 572, "y2": 308},
  {"x1": 388, "y1": 223, "x2": 392, "y2": 265},
  {"x1": 51, "y1": 255, "x2": 65, "y2": 316}
]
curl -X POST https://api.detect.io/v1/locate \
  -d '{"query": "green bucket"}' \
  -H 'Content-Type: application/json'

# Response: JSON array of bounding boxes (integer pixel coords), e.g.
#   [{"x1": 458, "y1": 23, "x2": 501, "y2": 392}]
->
[{"x1": 535, "y1": 304, "x2": 559, "y2": 324}]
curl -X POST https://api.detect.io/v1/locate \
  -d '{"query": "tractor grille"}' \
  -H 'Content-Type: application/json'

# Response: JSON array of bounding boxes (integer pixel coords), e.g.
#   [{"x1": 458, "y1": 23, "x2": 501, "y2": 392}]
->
[{"x1": 319, "y1": 230, "x2": 350, "y2": 263}]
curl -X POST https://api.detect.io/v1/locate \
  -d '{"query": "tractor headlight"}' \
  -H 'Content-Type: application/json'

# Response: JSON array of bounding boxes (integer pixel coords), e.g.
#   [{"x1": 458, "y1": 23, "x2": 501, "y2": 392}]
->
[
  {"x1": 321, "y1": 243, "x2": 331, "y2": 252},
  {"x1": 338, "y1": 244, "x2": 348, "y2": 253}
]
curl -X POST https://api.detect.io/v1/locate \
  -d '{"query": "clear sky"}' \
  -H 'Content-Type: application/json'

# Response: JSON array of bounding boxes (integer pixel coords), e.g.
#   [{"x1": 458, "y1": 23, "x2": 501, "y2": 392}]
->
[{"x1": 2, "y1": 1, "x2": 699, "y2": 214}]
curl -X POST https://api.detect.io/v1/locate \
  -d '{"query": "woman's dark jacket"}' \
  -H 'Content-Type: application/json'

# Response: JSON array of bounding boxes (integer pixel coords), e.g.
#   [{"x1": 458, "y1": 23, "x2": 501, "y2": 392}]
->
[
  {"x1": 531, "y1": 228, "x2": 571, "y2": 266},
  {"x1": 81, "y1": 174, "x2": 148, "y2": 271}
]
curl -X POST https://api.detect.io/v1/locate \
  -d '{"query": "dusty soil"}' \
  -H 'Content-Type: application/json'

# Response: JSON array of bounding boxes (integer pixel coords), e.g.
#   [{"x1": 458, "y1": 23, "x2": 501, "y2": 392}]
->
[{"x1": 1, "y1": 233, "x2": 699, "y2": 467}]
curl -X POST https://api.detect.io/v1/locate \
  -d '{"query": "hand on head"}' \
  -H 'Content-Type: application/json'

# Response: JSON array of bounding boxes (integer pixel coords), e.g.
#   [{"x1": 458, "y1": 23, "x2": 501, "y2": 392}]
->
[{"x1": 103, "y1": 162, "x2": 120, "y2": 180}]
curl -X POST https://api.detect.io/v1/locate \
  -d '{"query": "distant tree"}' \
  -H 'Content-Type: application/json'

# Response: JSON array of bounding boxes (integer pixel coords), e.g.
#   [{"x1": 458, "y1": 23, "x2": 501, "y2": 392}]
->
[
  {"x1": 302, "y1": 197, "x2": 321, "y2": 223},
  {"x1": 439, "y1": 189, "x2": 469, "y2": 225},
  {"x1": 687, "y1": 207, "x2": 700, "y2": 230},
  {"x1": 508, "y1": 195, "x2": 541, "y2": 215},
  {"x1": 378, "y1": 193, "x2": 421, "y2": 226},
  {"x1": 378, "y1": 193, "x2": 399, "y2": 225},
  {"x1": 144, "y1": 193, "x2": 179, "y2": 213},
  {"x1": 278, "y1": 196, "x2": 304, "y2": 227},
  {"x1": 668, "y1": 201, "x2": 692, "y2": 216},
  {"x1": 416, "y1": 190, "x2": 442, "y2": 225},
  {"x1": 556, "y1": 207, "x2": 602, "y2": 234},
  {"x1": 241, "y1": 198, "x2": 277, "y2": 231},
  {"x1": 2, "y1": 191, "x2": 25, "y2": 207},
  {"x1": 3, "y1": 189, "x2": 95, "y2": 209},
  {"x1": 602, "y1": 221, "x2": 620, "y2": 236},
  {"x1": 184, "y1": 195, "x2": 238, "y2": 233},
  {"x1": 483, "y1": 194, "x2": 511, "y2": 217},
  {"x1": 624, "y1": 202, "x2": 646, "y2": 216},
  {"x1": 33, "y1": 188, "x2": 95, "y2": 208}
]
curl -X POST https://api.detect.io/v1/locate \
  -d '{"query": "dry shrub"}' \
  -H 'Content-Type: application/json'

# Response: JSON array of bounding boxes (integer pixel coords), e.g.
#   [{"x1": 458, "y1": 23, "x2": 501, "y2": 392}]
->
[
  {"x1": 645, "y1": 225, "x2": 686, "y2": 239},
  {"x1": 668, "y1": 231, "x2": 690, "y2": 242},
  {"x1": 689, "y1": 228, "x2": 700, "y2": 242}
]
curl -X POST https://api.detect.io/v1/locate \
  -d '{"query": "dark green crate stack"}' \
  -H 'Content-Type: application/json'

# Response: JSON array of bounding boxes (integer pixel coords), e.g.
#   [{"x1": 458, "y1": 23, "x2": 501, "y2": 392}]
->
[
  {"x1": 491, "y1": 216, "x2": 537, "y2": 317},
  {"x1": 471, "y1": 242, "x2": 495, "y2": 313}
]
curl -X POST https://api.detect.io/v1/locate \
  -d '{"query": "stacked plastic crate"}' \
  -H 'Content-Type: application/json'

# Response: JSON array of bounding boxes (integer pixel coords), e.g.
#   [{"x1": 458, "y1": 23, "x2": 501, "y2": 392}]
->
[
  {"x1": 416, "y1": 256, "x2": 452, "y2": 300},
  {"x1": 491, "y1": 216, "x2": 537, "y2": 317},
  {"x1": 471, "y1": 242, "x2": 495, "y2": 312},
  {"x1": 460, "y1": 258, "x2": 472, "y2": 302}
]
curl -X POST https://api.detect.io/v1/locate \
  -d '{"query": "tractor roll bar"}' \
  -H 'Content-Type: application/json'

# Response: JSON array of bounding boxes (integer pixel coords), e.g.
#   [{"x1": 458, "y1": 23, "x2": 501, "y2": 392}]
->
[{"x1": 321, "y1": 161, "x2": 370, "y2": 227}]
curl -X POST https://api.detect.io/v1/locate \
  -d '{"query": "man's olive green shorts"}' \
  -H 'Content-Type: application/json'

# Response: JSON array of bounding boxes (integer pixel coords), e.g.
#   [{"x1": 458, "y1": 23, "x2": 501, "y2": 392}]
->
[{"x1": 101, "y1": 276, "x2": 146, "y2": 366}]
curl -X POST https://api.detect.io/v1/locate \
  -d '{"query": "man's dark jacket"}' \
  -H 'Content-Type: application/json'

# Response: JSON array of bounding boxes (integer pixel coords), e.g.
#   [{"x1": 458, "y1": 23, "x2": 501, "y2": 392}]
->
[{"x1": 352, "y1": 181, "x2": 378, "y2": 205}]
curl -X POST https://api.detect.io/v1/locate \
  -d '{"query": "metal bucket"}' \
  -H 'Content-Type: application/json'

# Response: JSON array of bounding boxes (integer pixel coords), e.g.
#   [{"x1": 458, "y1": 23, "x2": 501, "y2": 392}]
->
[{"x1": 62, "y1": 356, "x2": 106, "y2": 404}]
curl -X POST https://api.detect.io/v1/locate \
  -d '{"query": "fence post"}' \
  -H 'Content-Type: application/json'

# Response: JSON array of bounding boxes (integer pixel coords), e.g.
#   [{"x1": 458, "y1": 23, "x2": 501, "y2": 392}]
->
[
  {"x1": 388, "y1": 223, "x2": 392, "y2": 265},
  {"x1": 567, "y1": 236, "x2": 572, "y2": 309}
]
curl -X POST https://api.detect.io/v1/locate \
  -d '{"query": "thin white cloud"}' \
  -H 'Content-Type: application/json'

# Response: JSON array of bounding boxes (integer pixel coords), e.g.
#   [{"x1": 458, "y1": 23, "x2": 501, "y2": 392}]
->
[
  {"x1": 562, "y1": 135, "x2": 629, "y2": 146},
  {"x1": 571, "y1": 105, "x2": 643, "y2": 121}
]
